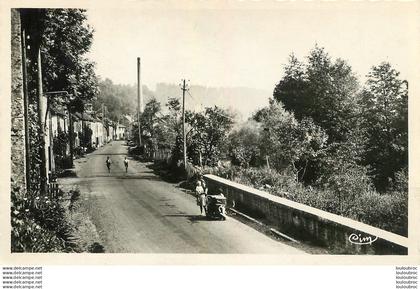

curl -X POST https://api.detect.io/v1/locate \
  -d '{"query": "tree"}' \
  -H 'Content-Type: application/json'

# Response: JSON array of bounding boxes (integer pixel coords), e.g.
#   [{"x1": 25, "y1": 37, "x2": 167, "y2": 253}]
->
[
  {"x1": 273, "y1": 46, "x2": 360, "y2": 143},
  {"x1": 185, "y1": 106, "x2": 234, "y2": 166},
  {"x1": 252, "y1": 105, "x2": 271, "y2": 123},
  {"x1": 80, "y1": 125, "x2": 93, "y2": 149},
  {"x1": 94, "y1": 78, "x2": 136, "y2": 122},
  {"x1": 360, "y1": 62, "x2": 408, "y2": 190},
  {"x1": 40, "y1": 9, "x2": 99, "y2": 110},
  {"x1": 140, "y1": 98, "x2": 162, "y2": 154},
  {"x1": 20, "y1": 8, "x2": 98, "y2": 193},
  {"x1": 228, "y1": 121, "x2": 262, "y2": 168},
  {"x1": 258, "y1": 101, "x2": 328, "y2": 178},
  {"x1": 163, "y1": 97, "x2": 182, "y2": 148},
  {"x1": 273, "y1": 54, "x2": 308, "y2": 120}
]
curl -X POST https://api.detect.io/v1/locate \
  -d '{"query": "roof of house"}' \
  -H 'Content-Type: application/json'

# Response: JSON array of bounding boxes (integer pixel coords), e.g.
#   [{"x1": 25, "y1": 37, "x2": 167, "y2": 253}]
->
[
  {"x1": 73, "y1": 112, "x2": 95, "y2": 122},
  {"x1": 50, "y1": 106, "x2": 67, "y2": 117}
]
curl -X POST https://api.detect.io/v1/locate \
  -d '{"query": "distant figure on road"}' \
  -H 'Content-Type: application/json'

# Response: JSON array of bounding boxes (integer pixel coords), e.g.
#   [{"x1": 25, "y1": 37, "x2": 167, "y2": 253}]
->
[
  {"x1": 124, "y1": 157, "x2": 129, "y2": 173},
  {"x1": 195, "y1": 180, "x2": 207, "y2": 216},
  {"x1": 106, "y1": 156, "x2": 112, "y2": 173}
]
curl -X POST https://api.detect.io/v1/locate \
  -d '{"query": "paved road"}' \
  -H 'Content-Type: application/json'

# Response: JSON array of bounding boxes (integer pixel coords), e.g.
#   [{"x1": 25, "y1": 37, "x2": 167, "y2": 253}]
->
[{"x1": 63, "y1": 141, "x2": 304, "y2": 254}]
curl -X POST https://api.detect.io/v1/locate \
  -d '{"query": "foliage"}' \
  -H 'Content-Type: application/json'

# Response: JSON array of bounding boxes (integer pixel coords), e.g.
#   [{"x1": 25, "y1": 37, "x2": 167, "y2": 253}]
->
[
  {"x1": 53, "y1": 130, "x2": 68, "y2": 156},
  {"x1": 260, "y1": 47, "x2": 407, "y2": 233},
  {"x1": 69, "y1": 189, "x2": 81, "y2": 211},
  {"x1": 392, "y1": 167, "x2": 408, "y2": 193},
  {"x1": 11, "y1": 187, "x2": 75, "y2": 252},
  {"x1": 185, "y1": 106, "x2": 235, "y2": 166},
  {"x1": 94, "y1": 78, "x2": 136, "y2": 122},
  {"x1": 53, "y1": 130, "x2": 71, "y2": 170},
  {"x1": 162, "y1": 98, "x2": 182, "y2": 148},
  {"x1": 271, "y1": 46, "x2": 407, "y2": 195},
  {"x1": 12, "y1": 9, "x2": 97, "y2": 252},
  {"x1": 228, "y1": 120, "x2": 262, "y2": 168},
  {"x1": 273, "y1": 46, "x2": 360, "y2": 144},
  {"x1": 130, "y1": 97, "x2": 181, "y2": 158},
  {"x1": 21, "y1": 8, "x2": 98, "y2": 194},
  {"x1": 54, "y1": 155, "x2": 72, "y2": 171},
  {"x1": 272, "y1": 54, "x2": 308, "y2": 120},
  {"x1": 40, "y1": 9, "x2": 98, "y2": 110},
  {"x1": 27, "y1": 104, "x2": 43, "y2": 195},
  {"x1": 320, "y1": 162, "x2": 375, "y2": 216},
  {"x1": 257, "y1": 100, "x2": 328, "y2": 175},
  {"x1": 252, "y1": 106, "x2": 270, "y2": 123},
  {"x1": 359, "y1": 62, "x2": 408, "y2": 190},
  {"x1": 11, "y1": 214, "x2": 65, "y2": 252},
  {"x1": 355, "y1": 189, "x2": 407, "y2": 236},
  {"x1": 80, "y1": 125, "x2": 93, "y2": 149},
  {"x1": 140, "y1": 97, "x2": 163, "y2": 153}
]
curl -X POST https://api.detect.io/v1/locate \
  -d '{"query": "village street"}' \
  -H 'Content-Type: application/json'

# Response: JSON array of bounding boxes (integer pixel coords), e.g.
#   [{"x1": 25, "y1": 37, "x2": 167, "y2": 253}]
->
[{"x1": 59, "y1": 140, "x2": 304, "y2": 254}]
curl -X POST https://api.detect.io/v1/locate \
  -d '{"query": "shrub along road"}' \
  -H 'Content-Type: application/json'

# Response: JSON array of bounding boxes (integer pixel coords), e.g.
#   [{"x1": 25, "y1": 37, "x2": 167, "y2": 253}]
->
[{"x1": 60, "y1": 140, "x2": 305, "y2": 254}]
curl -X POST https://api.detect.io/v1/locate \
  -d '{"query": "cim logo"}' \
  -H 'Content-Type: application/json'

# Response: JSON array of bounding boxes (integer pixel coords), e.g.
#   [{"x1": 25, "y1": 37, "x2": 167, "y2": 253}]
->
[{"x1": 348, "y1": 233, "x2": 378, "y2": 245}]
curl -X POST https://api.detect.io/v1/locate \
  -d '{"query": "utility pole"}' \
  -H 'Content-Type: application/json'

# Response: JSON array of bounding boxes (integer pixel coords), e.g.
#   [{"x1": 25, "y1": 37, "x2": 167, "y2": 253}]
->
[
  {"x1": 68, "y1": 91, "x2": 74, "y2": 168},
  {"x1": 181, "y1": 79, "x2": 188, "y2": 167},
  {"x1": 66, "y1": 75, "x2": 78, "y2": 168},
  {"x1": 102, "y1": 103, "x2": 105, "y2": 123},
  {"x1": 21, "y1": 26, "x2": 31, "y2": 194},
  {"x1": 36, "y1": 48, "x2": 47, "y2": 193},
  {"x1": 137, "y1": 57, "x2": 142, "y2": 147},
  {"x1": 102, "y1": 103, "x2": 106, "y2": 142}
]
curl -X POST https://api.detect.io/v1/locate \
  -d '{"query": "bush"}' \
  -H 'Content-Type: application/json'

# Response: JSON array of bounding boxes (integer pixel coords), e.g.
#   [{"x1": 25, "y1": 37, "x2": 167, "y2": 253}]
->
[
  {"x1": 74, "y1": 146, "x2": 85, "y2": 158},
  {"x1": 392, "y1": 167, "x2": 408, "y2": 193},
  {"x1": 321, "y1": 162, "x2": 375, "y2": 217},
  {"x1": 11, "y1": 215, "x2": 65, "y2": 252},
  {"x1": 54, "y1": 155, "x2": 72, "y2": 171},
  {"x1": 228, "y1": 121, "x2": 262, "y2": 168},
  {"x1": 11, "y1": 188, "x2": 75, "y2": 252},
  {"x1": 355, "y1": 190, "x2": 407, "y2": 236}
]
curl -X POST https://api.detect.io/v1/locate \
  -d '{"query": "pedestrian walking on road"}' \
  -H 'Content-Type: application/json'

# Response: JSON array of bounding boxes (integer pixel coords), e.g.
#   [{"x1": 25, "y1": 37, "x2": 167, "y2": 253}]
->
[
  {"x1": 124, "y1": 157, "x2": 129, "y2": 173},
  {"x1": 106, "y1": 156, "x2": 112, "y2": 173},
  {"x1": 195, "y1": 180, "x2": 207, "y2": 216}
]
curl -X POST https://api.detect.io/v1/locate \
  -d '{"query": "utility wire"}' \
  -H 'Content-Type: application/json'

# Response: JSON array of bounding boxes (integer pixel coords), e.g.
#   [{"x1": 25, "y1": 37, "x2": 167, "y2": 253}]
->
[{"x1": 186, "y1": 89, "x2": 204, "y2": 110}]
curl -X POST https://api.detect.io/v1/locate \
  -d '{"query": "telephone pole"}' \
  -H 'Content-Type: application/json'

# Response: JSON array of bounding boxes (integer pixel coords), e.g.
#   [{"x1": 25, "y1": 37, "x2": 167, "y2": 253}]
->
[
  {"x1": 36, "y1": 48, "x2": 47, "y2": 193},
  {"x1": 137, "y1": 57, "x2": 142, "y2": 147},
  {"x1": 68, "y1": 89, "x2": 75, "y2": 168},
  {"x1": 181, "y1": 79, "x2": 188, "y2": 167},
  {"x1": 21, "y1": 26, "x2": 31, "y2": 194}
]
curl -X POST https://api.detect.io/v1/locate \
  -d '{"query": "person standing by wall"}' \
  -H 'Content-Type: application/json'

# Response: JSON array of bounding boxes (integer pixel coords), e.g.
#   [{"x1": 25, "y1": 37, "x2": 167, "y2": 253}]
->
[{"x1": 195, "y1": 180, "x2": 207, "y2": 216}]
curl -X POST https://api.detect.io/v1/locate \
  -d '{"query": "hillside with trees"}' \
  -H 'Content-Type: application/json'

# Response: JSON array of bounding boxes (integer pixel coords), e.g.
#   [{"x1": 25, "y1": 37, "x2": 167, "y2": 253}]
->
[{"x1": 93, "y1": 78, "x2": 137, "y2": 122}]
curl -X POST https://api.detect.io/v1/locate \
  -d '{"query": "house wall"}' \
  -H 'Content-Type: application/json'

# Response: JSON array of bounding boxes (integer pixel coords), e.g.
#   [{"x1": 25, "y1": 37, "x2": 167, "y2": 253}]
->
[{"x1": 11, "y1": 9, "x2": 27, "y2": 196}]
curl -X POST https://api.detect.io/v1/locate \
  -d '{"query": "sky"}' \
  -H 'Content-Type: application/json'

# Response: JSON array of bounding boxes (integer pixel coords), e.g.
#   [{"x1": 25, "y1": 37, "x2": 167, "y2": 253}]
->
[{"x1": 85, "y1": 2, "x2": 418, "y2": 92}]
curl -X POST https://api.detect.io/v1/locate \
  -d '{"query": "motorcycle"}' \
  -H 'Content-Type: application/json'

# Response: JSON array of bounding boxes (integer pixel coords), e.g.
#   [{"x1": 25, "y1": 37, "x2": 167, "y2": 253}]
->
[{"x1": 205, "y1": 194, "x2": 227, "y2": 220}]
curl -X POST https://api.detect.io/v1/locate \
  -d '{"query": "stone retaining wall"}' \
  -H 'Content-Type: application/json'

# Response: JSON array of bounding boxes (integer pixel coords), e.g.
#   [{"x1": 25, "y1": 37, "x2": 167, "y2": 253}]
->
[{"x1": 204, "y1": 174, "x2": 408, "y2": 255}]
